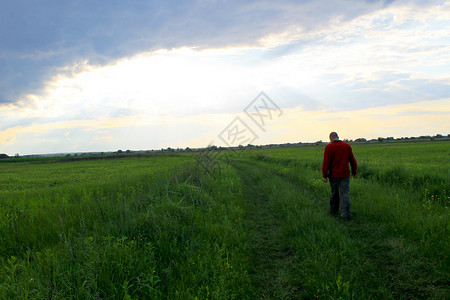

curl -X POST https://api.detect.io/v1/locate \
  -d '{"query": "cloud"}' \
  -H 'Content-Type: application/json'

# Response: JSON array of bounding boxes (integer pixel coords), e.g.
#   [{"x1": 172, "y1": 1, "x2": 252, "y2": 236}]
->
[
  {"x1": 1, "y1": 97, "x2": 448, "y2": 156},
  {"x1": 0, "y1": 0, "x2": 397, "y2": 104},
  {"x1": 263, "y1": 98, "x2": 450, "y2": 144},
  {"x1": 1, "y1": 30, "x2": 448, "y2": 132},
  {"x1": 1, "y1": 0, "x2": 449, "y2": 155}
]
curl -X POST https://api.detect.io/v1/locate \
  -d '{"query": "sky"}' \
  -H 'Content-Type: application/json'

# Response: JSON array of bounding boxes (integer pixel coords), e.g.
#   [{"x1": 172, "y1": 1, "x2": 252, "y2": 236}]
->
[{"x1": 0, "y1": 0, "x2": 449, "y2": 156}]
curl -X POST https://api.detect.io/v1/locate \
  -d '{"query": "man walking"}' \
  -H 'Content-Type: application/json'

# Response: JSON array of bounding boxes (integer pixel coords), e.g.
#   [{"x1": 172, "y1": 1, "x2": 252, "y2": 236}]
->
[{"x1": 322, "y1": 132, "x2": 357, "y2": 220}]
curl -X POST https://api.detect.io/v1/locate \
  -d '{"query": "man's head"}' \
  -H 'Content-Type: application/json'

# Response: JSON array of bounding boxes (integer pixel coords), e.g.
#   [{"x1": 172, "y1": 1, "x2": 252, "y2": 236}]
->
[{"x1": 329, "y1": 132, "x2": 339, "y2": 142}]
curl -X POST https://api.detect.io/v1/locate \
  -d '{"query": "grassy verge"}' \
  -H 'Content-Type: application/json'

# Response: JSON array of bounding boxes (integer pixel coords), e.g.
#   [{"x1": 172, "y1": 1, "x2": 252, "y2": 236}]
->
[
  {"x1": 1, "y1": 141, "x2": 447, "y2": 298},
  {"x1": 0, "y1": 158, "x2": 251, "y2": 299},
  {"x1": 231, "y1": 160, "x2": 300, "y2": 299},
  {"x1": 244, "y1": 154, "x2": 449, "y2": 298}
]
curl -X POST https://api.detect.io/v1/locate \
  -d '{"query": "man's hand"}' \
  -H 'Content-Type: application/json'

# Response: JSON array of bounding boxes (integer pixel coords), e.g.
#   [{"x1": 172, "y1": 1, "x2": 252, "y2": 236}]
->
[
  {"x1": 352, "y1": 174, "x2": 357, "y2": 179},
  {"x1": 322, "y1": 177, "x2": 328, "y2": 183}
]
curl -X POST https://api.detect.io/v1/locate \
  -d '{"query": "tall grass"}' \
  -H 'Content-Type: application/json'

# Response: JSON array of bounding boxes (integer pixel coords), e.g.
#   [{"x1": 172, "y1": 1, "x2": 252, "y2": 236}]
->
[
  {"x1": 0, "y1": 156, "x2": 251, "y2": 298},
  {"x1": 247, "y1": 141, "x2": 449, "y2": 298},
  {"x1": 1, "y1": 141, "x2": 448, "y2": 298}
]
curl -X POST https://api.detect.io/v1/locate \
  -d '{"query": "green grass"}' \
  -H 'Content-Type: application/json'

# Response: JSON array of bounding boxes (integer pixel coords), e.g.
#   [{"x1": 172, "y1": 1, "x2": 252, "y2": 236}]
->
[
  {"x1": 0, "y1": 141, "x2": 448, "y2": 298},
  {"x1": 243, "y1": 141, "x2": 449, "y2": 298},
  {"x1": 0, "y1": 154, "x2": 251, "y2": 298}
]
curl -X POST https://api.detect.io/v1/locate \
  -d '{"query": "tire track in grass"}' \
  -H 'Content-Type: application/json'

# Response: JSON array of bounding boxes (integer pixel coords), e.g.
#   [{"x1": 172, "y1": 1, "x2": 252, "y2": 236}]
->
[
  {"x1": 230, "y1": 160, "x2": 301, "y2": 299},
  {"x1": 246, "y1": 159, "x2": 401, "y2": 290},
  {"x1": 244, "y1": 157, "x2": 448, "y2": 298}
]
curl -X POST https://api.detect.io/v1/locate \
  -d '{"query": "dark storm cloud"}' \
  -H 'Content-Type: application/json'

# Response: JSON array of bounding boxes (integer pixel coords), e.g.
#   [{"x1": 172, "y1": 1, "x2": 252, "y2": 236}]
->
[{"x1": 0, "y1": 0, "x2": 395, "y2": 104}]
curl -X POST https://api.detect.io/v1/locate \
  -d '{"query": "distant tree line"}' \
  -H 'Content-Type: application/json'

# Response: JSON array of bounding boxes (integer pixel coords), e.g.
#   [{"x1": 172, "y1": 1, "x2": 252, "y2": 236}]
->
[{"x1": 1, "y1": 134, "x2": 448, "y2": 159}]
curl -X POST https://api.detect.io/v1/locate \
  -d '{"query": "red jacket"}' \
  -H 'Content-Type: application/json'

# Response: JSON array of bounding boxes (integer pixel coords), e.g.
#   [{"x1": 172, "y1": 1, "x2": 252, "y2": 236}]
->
[{"x1": 322, "y1": 140, "x2": 357, "y2": 178}]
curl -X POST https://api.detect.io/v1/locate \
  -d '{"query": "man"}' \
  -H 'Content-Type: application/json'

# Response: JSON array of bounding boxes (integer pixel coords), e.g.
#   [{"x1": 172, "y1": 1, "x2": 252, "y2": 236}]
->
[{"x1": 322, "y1": 132, "x2": 357, "y2": 220}]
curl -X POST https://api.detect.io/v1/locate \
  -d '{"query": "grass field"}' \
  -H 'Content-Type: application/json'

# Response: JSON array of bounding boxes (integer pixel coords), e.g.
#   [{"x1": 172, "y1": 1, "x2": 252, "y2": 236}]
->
[{"x1": 0, "y1": 141, "x2": 448, "y2": 299}]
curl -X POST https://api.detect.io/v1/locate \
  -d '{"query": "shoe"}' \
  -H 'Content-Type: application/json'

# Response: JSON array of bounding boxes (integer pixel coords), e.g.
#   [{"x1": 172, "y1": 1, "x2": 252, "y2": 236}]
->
[{"x1": 341, "y1": 216, "x2": 351, "y2": 221}]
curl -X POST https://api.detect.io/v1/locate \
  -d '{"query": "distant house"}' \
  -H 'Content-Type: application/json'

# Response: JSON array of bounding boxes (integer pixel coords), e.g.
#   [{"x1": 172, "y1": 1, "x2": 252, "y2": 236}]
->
[{"x1": 0, "y1": 154, "x2": 9, "y2": 159}]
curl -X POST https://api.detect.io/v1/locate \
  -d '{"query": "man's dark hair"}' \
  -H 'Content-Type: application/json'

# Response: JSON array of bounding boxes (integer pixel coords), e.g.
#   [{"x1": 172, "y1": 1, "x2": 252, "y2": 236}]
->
[{"x1": 330, "y1": 132, "x2": 339, "y2": 140}]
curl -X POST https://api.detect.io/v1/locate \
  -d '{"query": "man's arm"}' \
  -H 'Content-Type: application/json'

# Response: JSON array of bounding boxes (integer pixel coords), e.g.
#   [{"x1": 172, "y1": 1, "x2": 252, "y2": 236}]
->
[
  {"x1": 349, "y1": 146, "x2": 357, "y2": 177},
  {"x1": 322, "y1": 145, "x2": 330, "y2": 182}
]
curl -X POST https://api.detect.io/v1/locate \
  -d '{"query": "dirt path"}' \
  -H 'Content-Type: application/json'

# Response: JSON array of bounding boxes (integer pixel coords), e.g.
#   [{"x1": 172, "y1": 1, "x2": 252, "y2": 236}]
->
[
  {"x1": 240, "y1": 157, "x2": 432, "y2": 298},
  {"x1": 231, "y1": 161, "x2": 300, "y2": 299}
]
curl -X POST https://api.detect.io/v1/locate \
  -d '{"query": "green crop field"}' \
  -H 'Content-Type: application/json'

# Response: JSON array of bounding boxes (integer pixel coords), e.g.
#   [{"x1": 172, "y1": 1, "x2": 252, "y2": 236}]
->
[{"x1": 0, "y1": 141, "x2": 448, "y2": 299}]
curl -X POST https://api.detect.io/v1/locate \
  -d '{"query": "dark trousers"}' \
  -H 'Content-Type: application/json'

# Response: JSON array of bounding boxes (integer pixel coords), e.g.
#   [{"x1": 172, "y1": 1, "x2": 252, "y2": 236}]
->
[{"x1": 329, "y1": 177, "x2": 350, "y2": 218}]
